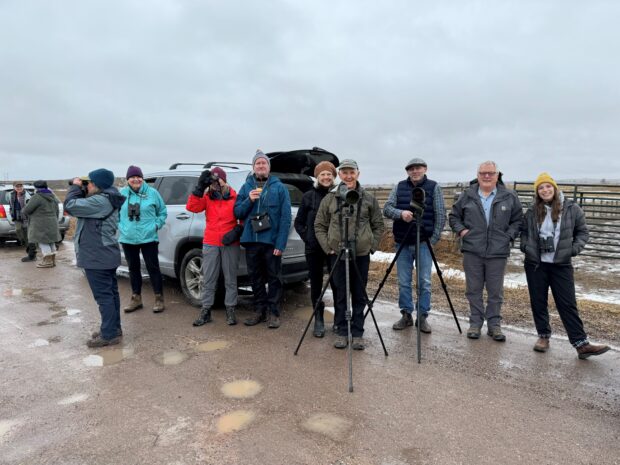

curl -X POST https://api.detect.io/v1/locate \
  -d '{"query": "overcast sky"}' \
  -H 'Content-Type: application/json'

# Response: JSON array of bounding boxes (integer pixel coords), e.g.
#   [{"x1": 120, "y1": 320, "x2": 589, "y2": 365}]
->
[{"x1": 1, "y1": 0, "x2": 619, "y2": 184}]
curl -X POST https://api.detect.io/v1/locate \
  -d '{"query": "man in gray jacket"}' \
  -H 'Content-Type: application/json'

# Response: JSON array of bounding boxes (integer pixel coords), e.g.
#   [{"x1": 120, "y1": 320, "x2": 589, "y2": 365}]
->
[{"x1": 449, "y1": 161, "x2": 523, "y2": 341}]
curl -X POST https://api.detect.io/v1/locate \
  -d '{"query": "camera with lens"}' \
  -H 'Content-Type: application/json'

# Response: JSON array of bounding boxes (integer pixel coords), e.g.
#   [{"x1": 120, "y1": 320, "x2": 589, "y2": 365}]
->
[
  {"x1": 538, "y1": 235, "x2": 554, "y2": 253},
  {"x1": 336, "y1": 184, "x2": 360, "y2": 206},
  {"x1": 128, "y1": 202, "x2": 141, "y2": 221}
]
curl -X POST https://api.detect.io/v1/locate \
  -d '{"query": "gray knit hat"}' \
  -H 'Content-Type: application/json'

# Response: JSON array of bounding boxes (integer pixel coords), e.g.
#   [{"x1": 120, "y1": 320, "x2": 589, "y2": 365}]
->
[
  {"x1": 252, "y1": 149, "x2": 270, "y2": 166},
  {"x1": 405, "y1": 157, "x2": 427, "y2": 170}
]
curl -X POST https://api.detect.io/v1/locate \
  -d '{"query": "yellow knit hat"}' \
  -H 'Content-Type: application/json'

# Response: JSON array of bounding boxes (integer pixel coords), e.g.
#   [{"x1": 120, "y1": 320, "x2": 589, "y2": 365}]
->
[{"x1": 534, "y1": 172, "x2": 558, "y2": 192}]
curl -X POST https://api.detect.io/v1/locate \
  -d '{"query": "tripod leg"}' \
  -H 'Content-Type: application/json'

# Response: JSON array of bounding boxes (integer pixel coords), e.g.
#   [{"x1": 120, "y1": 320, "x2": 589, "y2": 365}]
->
[
  {"x1": 350, "y1": 255, "x2": 389, "y2": 356},
  {"x1": 424, "y1": 238, "x2": 462, "y2": 334},
  {"x1": 344, "y1": 248, "x2": 354, "y2": 393},
  {"x1": 294, "y1": 249, "x2": 344, "y2": 355},
  {"x1": 416, "y1": 224, "x2": 422, "y2": 364}
]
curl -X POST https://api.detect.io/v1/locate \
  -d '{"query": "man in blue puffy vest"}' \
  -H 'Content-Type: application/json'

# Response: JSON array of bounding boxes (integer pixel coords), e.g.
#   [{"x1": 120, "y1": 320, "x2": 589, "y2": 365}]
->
[{"x1": 383, "y1": 157, "x2": 446, "y2": 333}]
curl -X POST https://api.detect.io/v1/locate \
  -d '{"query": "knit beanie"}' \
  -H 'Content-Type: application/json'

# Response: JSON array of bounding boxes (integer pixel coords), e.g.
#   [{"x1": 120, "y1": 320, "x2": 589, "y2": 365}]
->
[
  {"x1": 211, "y1": 167, "x2": 227, "y2": 182},
  {"x1": 534, "y1": 172, "x2": 558, "y2": 192},
  {"x1": 88, "y1": 168, "x2": 115, "y2": 190},
  {"x1": 33, "y1": 180, "x2": 48, "y2": 189},
  {"x1": 314, "y1": 161, "x2": 337, "y2": 178},
  {"x1": 126, "y1": 165, "x2": 144, "y2": 179},
  {"x1": 252, "y1": 149, "x2": 270, "y2": 166}
]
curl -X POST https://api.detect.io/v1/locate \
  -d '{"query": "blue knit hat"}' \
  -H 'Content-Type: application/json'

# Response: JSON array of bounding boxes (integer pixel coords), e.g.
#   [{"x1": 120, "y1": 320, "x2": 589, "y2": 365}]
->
[{"x1": 88, "y1": 168, "x2": 115, "y2": 190}]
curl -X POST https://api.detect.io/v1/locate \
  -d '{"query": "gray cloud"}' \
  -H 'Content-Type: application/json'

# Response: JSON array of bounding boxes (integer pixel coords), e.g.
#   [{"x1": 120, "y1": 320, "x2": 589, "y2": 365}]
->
[{"x1": 1, "y1": 0, "x2": 619, "y2": 183}]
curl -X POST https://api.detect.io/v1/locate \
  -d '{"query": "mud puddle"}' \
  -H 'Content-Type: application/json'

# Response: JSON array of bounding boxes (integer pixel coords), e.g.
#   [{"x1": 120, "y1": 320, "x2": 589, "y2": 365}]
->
[
  {"x1": 301, "y1": 413, "x2": 352, "y2": 440},
  {"x1": 221, "y1": 380, "x2": 262, "y2": 399},
  {"x1": 195, "y1": 340, "x2": 232, "y2": 352},
  {"x1": 83, "y1": 347, "x2": 134, "y2": 367},
  {"x1": 153, "y1": 350, "x2": 189, "y2": 366},
  {"x1": 216, "y1": 410, "x2": 256, "y2": 434}
]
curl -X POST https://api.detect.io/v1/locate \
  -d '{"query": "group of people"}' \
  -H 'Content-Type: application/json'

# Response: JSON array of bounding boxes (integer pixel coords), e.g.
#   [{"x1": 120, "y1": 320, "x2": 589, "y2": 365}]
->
[{"x1": 24, "y1": 150, "x2": 607, "y2": 359}]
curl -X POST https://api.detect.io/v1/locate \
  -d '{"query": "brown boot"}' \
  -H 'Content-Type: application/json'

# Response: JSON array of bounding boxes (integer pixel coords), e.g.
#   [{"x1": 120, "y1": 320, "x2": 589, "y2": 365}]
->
[
  {"x1": 577, "y1": 342, "x2": 610, "y2": 360},
  {"x1": 36, "y1": 255, "x2": 54, "y2": 268},
  {"x1": 123, "y1": 294, "x2": 143, "y2": 313},
  {"x1": 533, "y1": 337, "x2": 550, "y2": 352},
  {"x1": 153, "y1": 294, "x2": 165, "y2": 313}
]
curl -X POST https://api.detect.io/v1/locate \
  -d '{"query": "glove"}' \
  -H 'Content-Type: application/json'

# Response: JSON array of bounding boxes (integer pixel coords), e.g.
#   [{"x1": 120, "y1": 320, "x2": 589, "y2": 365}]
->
[
  {"x1": 222, "y1": 224, "x2": 243, "y2": 246},
  {"x1": 192, "y1": 170, "x2": 212, "y2": 197}
]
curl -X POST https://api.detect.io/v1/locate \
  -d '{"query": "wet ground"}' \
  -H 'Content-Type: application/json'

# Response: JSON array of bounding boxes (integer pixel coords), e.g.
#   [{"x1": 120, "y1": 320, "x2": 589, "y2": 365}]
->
[{"x1": 0, "y1": 242, "x2": 619, "y2": 465}]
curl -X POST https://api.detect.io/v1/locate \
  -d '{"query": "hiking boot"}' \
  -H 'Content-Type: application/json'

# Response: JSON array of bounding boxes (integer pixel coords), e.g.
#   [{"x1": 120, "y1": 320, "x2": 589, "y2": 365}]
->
[
  {"x1": 392, "y1": 311, "x2": 413, "y2": 330},
  {"x1": 91, "y1": 329, "x2": 123, "y2": 339},
  {"x1": 123, "y1": 294, "x2": 143, "y2": 313},
  {"x1": 533, "y1": 337, "x2": 550, "y2": 353},
  {"x1": 36, "y1": 255, "x2": 54, "y2": 268},
  {"x1": 226, "y1": 307, "x2": 237, "y2": 325},
  {"x1": 415, "y1": 314, "x2": 432, "y2": 334},
  {"x1": 487, "y1": 326, "x2": 506, "y2": 342},
  {"x1": 332, "y1": 324, "x2": 339, "y2": 333},
  {"x1": 267, "y1": 314, "x2": 281, "y2": 329},
  {"x1": 86, "y1": 335, "x2": 121, "y2": 348},
  {"x1": 352, "y1": 337, "x2": 365, "y2": 350},
  {"x1": 153, "y1": 294, "x2": 165, "y2": 313},
  {"x1": 244, "y1": 312, "x2": 266, "y2": 326},
  {"x1": 467, "y1": 326, "x2": 481, "y2": 339},
  {"x1": 51, "y1": 253, "x2": 56, "y2": 267},
  {"x1": 577, "y1": 342, "x2": 610, "y2": 360},
  {"x1": 334, "y1": 335, "x2": 348, "y2": 349},
  {"x1": 313, "y1": 302, "x2": 325, "y2": 338},
  {"x1": 21, "y1": 254, "x2": 36, "y2": 262},
  {"x1": 193, "y1": 308, "x2": 212, "y2": 326}
]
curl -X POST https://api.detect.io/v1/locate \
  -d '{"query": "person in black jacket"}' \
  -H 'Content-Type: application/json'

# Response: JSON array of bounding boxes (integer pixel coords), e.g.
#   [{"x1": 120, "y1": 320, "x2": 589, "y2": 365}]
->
[
  {"x1": 294, "y1": 161, "x2": 337, "y2": 337},
  {"x1": 521, "y1": 172, "x2": 609, "y2": 359}
]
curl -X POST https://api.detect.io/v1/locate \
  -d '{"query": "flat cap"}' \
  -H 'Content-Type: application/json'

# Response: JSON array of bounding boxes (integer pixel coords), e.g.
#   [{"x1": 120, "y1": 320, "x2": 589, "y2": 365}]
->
[
  {"x1": 338, "y1": 159, "x2": 359, "y2": 170},
  {"x1": 405, "y1": 157, "x2": 427, "y2": 169}
]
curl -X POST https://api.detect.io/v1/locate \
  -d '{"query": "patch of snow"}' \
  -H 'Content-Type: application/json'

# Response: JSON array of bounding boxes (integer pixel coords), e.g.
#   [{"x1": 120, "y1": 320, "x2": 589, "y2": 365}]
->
[{"x1": 28, "y1": 338, "x2": 50, "y2": 348}]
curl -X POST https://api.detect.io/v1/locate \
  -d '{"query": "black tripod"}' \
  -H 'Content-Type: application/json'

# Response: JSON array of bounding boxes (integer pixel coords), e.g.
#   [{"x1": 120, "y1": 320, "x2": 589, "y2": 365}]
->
[
  {"x1": 294, "y1": 198, "x2": 387, "y2": 392},
  {"x1": 363, "y1": 194, "x2": 461, "y2": 363}
]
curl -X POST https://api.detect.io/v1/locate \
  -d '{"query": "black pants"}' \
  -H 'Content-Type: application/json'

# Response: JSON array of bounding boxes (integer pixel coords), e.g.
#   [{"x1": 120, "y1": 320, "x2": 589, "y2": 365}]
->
[
  {"x1": 524, "y1": 262, "x2": 588, "y2": 347},
  {"x1": 121, "y1": 242, "x2": 163, "y2": 295},
  {"x1": 245, "y1": 243, "x2": 282, "y2": 316},
  {"x1": 84, "y1": 268, "x2": 121, "y2": 340},
  {"x1": 305, "y1": 248, "x2": 335, "y2": 309},
  {"x1": 330, "y1": 253, "x2": 370, "y2": 337}
]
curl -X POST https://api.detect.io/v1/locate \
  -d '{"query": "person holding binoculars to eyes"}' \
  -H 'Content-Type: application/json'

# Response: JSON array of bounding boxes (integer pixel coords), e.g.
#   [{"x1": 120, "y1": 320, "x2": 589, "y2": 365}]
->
[
  {"x1": 520, "y1": 172, "x2": 609, "y2": 359},
  {"x1": 118, "y1": 165, "x2": 168, "y2": 314}
]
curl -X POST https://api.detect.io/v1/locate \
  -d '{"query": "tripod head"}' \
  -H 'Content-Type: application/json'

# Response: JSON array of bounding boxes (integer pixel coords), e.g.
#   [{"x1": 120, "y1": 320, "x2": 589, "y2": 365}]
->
[
  {"x1": 336, "y1": 184, "x2": 360, "y2": 217},
  {"x1": 410, "y1": 186, "x2": 425, "y2": 215}
]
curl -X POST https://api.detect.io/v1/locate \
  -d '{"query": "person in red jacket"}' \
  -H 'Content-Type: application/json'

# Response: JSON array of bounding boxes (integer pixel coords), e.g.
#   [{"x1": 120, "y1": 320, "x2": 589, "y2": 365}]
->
[{"x1": 186, "y1": 167, "x2": 241, "y2": 326}]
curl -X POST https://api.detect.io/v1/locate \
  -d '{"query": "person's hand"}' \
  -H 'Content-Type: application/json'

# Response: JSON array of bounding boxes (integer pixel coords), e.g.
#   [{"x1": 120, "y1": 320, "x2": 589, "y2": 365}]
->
[
  {"x1": 249, "y1": 189, "x2": 261, "y2": 201},
  {"x1": 401, "y1": 210, "x2": 414, "y2": 222},
  {"x1": 273, "y1": 249, "x2": 283, "y2": 256},
  {"x1": 459, "y1": 229, "x2": 470, "y2": 238},
  {"x1": 72, "y1": 177, "x2": 82, "y2": 186},
  {"x1": 197, "y1": 170, "x2": 211, "y2": 191}
]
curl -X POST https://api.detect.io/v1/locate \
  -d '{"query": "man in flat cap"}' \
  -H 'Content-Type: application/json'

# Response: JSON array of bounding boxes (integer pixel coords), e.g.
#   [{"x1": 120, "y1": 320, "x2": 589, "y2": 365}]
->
[
  {"x1": 383, "y1": 157, "x2": 446, "y2": 333},
  {"x1": 314, "y1": 159, "x2": 384, "y2": 350}
]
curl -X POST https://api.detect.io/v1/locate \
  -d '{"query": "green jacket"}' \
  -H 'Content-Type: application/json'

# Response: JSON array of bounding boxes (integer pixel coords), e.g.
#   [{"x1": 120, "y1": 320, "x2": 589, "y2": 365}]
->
[
  {"x1": 314, "y1": 183, "x2": 385, "y2": 256},
  {"x1": 22, "y1": 191, "x2": 61, "y2": 244}
]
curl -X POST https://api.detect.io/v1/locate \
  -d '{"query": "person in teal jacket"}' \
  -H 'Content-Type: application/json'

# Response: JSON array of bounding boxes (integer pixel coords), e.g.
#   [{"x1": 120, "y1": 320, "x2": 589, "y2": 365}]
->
[
  {"x1": 118, "y1": 165, "x2": 168, "y2": 313},
  {"x1": 234, "y1": 150, "x2": 292, "y2": 328}
]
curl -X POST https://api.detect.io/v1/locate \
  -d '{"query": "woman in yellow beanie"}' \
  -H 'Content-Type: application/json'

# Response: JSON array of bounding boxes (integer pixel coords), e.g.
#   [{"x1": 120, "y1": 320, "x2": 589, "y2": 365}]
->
[{"x1": 520, "y1": 172, "x2": 609, "y2": 359}]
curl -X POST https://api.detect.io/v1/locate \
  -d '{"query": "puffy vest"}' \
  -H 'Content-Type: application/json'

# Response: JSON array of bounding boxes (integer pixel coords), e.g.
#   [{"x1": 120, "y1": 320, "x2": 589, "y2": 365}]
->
[{"x1": 392, "y1": 176, "x2": 436, "y2": 244}]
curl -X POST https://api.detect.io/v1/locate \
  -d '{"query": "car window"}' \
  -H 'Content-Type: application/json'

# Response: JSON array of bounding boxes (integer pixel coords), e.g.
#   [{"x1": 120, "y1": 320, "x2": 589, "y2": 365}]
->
[
  {"x1": 157, "y1": 176, "x2": 195, "y2": 205},
  {"x1": 0, "y1": 191, "x2": 8, "y2": 204}
]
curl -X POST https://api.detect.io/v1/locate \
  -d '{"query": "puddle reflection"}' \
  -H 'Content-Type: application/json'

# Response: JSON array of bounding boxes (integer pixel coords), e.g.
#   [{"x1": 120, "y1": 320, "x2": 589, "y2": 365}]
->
[
  {"x1": 153, "y1": 350, "x2": 189, "y2": 366},
  {"x1": 216, "y1": 410, "x2": 256, "y2": 434}
]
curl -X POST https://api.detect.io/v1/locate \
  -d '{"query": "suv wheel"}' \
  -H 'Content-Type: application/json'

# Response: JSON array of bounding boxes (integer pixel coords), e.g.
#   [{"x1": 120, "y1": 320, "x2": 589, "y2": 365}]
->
[{"x1": 179, "y1": 248, "x2": 203, "y2": 307}]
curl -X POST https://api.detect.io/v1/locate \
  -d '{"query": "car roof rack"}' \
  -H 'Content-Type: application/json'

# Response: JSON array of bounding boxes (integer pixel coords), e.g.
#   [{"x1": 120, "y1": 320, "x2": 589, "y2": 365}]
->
[
  {"x1": 168, "y1": 163, "x2": 205, "y2": 170},
  {"x1": 203, "y1": 162, "x2": 252, "y2": 169}
]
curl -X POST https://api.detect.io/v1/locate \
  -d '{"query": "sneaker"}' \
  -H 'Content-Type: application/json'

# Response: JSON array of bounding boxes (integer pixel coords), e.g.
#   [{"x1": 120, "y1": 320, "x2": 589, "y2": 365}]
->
[
  {"x1": 392, "y1": 311, "x2": 413, "y2": 330},
  {"x1": 351, "y1": 337, "x2": 365, "y2": 350},
  {"x1": 91, "y1": 329, "x2": 123, "y2": 339},
  {"x1": 415, "y1": 315, "x2": 432, "y2": 334},
  {"x1": 533, "y1": 337, "x2": 550, "y2": 353},
  {"x1": 267, "y1": 314, "x2": 281, "y2": 329},
  {"x1": 466, "y1": 326, "x2": 481, "y2": 339},
  {"x1": 487, "y1": 326, "x2": 506, "y2": 342},
  {"x1": 577, "y1": 342, "x2": 610, "y2": 360},
  {"x1": 244, "y1": 312, "x2": 267, "y2": 326},
  {"x1": 334, "y1": 335, "x2": 348, "y2": 349},
  {"x1": 86, "y1": 335, "x2": 121, "y2": 348}
]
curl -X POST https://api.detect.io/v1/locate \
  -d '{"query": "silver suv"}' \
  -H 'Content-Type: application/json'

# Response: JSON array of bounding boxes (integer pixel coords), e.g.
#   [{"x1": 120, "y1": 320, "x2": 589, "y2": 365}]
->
[
  {"x1": 0, "y1": 184, "x2": 70, "y2": 245},
  {"x1": 120, "y1": 148, "x2": 339, "y2": 306}
]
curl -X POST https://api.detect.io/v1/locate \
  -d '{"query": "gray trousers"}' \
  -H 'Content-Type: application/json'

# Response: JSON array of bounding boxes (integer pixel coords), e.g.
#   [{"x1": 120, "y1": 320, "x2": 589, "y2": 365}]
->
[
  {"x1": 202, "y1": 244, "x2": 240, "y2": 309},
  {"x1": 462, "y1": 252, "x2": 507, "y2": 328}
]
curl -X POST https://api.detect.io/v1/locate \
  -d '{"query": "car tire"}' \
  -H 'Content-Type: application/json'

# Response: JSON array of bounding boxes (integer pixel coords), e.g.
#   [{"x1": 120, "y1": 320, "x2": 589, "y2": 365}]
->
[{"x1": 179, "y1": 248, "x2": 203, "y2": 307}]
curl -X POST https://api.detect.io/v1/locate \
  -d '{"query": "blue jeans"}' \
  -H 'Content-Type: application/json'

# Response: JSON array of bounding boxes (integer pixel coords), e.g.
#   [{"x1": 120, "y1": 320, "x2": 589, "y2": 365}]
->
[
  {"x1": 84, "y1": 268, "x2": 121, "y2": 340},
  {"x1": 395, "y1": 242, "x2": 432, "y2": 316}
]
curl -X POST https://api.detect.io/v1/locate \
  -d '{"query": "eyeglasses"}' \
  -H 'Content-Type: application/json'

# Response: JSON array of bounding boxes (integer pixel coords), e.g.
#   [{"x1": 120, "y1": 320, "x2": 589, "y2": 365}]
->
[{"x1": 478, "y1": 171, "x2": 497, "y2": 177}]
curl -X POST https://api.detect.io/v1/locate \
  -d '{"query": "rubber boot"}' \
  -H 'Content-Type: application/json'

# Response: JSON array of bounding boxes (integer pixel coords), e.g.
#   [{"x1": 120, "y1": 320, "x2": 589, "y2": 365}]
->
[
  {"x1": 226, "y1": 307, "x2": 237, "y2": 325},
  {"x1": 313, "y1": 302, "x2": 325, "y2": 338},
  {"x1": 123, "y1": 294, "x2": 143, "y2": 313},
  {"x1": 153, "y1": 294, "x2": 165, "y2": 313},
  {"x1": 51, "y1": 253, "x2": 56, "y2": 267},
  {"x1": 36, "y1": 255, "x2": 54, "y2": 268},
  {"x1": 193, "y1": 308, "x2": 212, "y2": 326}
]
